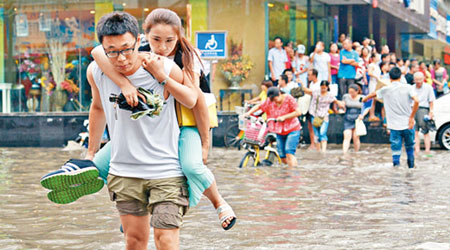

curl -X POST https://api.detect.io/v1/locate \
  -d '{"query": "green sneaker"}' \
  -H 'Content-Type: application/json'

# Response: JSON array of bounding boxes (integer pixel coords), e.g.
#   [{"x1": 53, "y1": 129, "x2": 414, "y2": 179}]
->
[
  {"x1": 41, "y1": 159, "x2": 99, "y2": 191},
  {"x1": 47, "y1": 177, "x2": 104, "y2": 204}
]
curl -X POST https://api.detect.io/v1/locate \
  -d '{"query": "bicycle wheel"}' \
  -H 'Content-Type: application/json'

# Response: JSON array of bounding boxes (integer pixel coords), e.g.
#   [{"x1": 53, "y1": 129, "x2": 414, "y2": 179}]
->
[
  {"x1": 224, "y1": 124, "x2": 241, "y2": 148},
  {"x1": 239, "y1": 151, "x2": 254, "y2": 168}
]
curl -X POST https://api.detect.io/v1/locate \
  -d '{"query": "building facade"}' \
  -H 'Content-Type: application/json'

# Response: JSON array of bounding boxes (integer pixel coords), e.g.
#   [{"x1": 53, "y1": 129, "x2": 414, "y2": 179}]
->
[{"x1": 0, "y1": 0, "x2": 447, "y2": 115}]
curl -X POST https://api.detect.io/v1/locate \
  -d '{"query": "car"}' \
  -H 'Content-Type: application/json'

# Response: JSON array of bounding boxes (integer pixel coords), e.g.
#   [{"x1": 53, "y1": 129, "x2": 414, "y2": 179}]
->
[{"x1": 429, "y1": 93, "x2": 450, "y2": 150}]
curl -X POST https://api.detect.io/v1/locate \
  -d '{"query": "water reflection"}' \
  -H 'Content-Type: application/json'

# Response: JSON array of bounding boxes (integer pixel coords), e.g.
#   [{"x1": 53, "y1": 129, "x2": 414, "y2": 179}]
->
[{"x1": 0, "y1": 145, "x2": 449, "y2": 249}]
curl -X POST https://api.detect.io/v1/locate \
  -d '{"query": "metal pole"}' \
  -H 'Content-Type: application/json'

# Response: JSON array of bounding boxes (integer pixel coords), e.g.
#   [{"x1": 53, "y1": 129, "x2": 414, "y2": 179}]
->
[{"x1": 307, "y1": 0, "x2": 311, "y2": 52}]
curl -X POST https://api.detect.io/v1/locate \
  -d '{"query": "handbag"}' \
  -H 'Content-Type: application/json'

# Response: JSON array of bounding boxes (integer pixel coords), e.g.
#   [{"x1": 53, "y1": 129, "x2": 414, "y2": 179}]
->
[
  {"x1": 290, "y1": 86, "x2": 304, "y2": 98},
  {"x1": 355, "y1": 119, "x2": 367, "y2": 136},
  {"x1": 312, "y1": 95, "x2": 324, "y2": 128},
  {"x1": 176, "y1": 93, "x2": 219, "y2": 128}
]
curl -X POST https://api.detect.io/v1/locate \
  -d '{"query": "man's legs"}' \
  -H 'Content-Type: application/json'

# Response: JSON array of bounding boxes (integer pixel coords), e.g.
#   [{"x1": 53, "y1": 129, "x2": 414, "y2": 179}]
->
[
  {"x1": 389, "y1": 130, "x2": 402, "y2": 166},
  {"x1": 307, "y1": 115, "x2": 316, "y2": 150},
  {"x1": 338, "y1": 78, "x2": 347, "y2": 99},
  {"x1": 404, "y1": 129, "x2": 415, "y2": 168},
  {"x1": 415, "y1": 130, "x2": 421, "y2": 154},
  {"x1": 120, "y1": 214, "x2": 150, "y2": 250},
  {"x1": 154, "y1": 228, "x2": 179, "y2": 250},
  {"x1": 424, "y1": 133, "x2": 431, "y2": 154}
]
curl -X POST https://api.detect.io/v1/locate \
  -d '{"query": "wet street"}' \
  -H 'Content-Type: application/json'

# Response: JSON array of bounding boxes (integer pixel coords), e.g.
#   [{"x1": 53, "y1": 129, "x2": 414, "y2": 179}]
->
[{"x1": 0, "y1": 145, "x2": 450, "y2": 250}]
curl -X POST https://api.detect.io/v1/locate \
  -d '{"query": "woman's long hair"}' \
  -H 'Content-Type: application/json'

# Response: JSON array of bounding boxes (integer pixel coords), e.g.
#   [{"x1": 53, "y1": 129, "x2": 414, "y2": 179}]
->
[{"x1": 143, "y1": 8, "x2": 200, "y2": 80}]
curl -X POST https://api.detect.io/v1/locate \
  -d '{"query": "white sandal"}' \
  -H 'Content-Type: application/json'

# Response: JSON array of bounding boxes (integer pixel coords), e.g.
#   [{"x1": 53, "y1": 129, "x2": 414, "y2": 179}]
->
[{"x1": 217, "y1": 204, "x2": 237, "y2": 230}]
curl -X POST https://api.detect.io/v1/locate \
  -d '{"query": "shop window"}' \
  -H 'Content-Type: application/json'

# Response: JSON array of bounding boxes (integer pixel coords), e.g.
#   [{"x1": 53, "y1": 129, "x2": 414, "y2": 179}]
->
[{"x1": 1, "y1": 0, "x2": 188, "y2": 113}]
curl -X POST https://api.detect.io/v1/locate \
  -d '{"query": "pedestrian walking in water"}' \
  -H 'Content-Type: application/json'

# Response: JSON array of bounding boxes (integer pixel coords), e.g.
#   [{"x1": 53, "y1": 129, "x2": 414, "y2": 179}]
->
[
  {"x1": 302, "y1": 81, "x2": 345, "y2": 152},
  {"x1": 342, "y1": 84, "x2": 369, "y2": 154},
  {"x1": 363, "y1": 67, "x2": 419, "y2": 168},
  {"x1": 413, "y1": 72, "x2": 436, "y2": 156},
  {"x1": 244, "y1": 87, "x2": 302, "y2": 167}
]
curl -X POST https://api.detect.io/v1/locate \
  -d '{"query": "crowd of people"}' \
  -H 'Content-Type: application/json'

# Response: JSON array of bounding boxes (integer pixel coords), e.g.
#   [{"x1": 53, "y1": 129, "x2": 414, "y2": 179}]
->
[{"x1": 245, "y1": 34, "x2": 448, "y2": 167}]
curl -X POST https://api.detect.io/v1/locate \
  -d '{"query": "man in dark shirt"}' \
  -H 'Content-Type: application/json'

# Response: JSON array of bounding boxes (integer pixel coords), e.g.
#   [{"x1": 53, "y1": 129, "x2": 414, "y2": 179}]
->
[{"x1": 405, "y1": 64, "x2": 420, "y2": 85}]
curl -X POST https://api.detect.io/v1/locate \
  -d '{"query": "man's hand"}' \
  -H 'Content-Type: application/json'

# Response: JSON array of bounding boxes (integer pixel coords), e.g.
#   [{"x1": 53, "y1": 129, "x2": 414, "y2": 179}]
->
[
  {"x1": 271, "y1": 75, "x2": 276, "y2": 82},
  {"x1": 358, "y1": 115, "x2": 364, "y2": 120},
  {"x1": 121, "y1": 84, "x2": 146, "y2": 107},
  {"x1": 408, "y1": 117, "x2": 415, "y2": 130},
  {"x1": 429, "y1": 111, "x2": 434, "y2": 120}
]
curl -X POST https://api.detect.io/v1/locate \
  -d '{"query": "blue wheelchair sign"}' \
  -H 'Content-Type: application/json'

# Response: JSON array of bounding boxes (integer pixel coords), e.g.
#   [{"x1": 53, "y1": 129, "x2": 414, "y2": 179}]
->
[{"x1": 196, "y1": 31, "x2": 227, "y2": 59}]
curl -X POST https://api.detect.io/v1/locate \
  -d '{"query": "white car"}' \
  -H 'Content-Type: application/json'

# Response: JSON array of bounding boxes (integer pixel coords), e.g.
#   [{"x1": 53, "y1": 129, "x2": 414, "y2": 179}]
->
[{"x1": 429, "y1": 93, "x2": 450, "y2": 150}]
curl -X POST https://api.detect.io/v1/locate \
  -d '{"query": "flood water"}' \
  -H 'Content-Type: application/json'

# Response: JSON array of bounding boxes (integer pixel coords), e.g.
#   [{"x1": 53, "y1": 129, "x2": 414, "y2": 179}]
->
[{"x1": 0, "y1": 145, "x2": 449, "y2": 250}]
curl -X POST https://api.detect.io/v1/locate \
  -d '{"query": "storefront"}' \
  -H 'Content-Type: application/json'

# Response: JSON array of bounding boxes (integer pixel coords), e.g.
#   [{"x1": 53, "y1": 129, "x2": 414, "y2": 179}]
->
[{"x1": 0, "y1": 0, "x2": 190, "y2": 113}]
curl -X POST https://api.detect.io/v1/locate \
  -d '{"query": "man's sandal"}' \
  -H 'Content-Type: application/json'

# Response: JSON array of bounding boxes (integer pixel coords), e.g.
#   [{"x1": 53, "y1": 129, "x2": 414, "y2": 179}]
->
[{"x1": 217, "y1": 204, "x2": 237, "y2": 231}]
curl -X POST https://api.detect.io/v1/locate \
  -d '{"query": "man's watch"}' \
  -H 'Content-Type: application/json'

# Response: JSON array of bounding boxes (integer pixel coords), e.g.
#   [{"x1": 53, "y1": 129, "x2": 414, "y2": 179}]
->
[{"x1": 160, "y1": 76, "x2": 169, "y2": 86}]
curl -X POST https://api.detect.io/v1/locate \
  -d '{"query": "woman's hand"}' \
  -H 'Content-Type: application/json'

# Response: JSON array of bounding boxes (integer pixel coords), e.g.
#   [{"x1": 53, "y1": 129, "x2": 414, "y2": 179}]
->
[
  {"x1": 276, "y1": 116, "x2": 285, "y2": 122},
  {"x1": 358, "y1": 115, "x2": 364, "y2": 120},
  {"x1": 141, "y1": 52, "x2": 167, "y2": 83},
  {"x1": 202, "y1": 145, "x2": 209, "y2": 164}
]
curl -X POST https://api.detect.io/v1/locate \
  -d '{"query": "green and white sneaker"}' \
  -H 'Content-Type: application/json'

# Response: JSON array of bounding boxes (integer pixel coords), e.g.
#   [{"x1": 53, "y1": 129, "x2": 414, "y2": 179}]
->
[
  {"x1": 47, "y1": 177, "x2": 104, "y2": 204},
  {"x1": 40, "y1": 159, "x2": 99, "y2": 191}
]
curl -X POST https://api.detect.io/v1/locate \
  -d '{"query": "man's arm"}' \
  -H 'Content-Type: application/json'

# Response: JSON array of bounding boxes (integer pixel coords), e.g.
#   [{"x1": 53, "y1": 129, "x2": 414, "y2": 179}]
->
[
  {"x1": 429, "y1": 101, "x2": 434, "y2": 120},
  {"x1": 328, "y1": 62, "x2": 332, "y2": 83},
  {"x1": 409, "y1": 95, "x2": 419, "y2": 129},
  {"x1": 92, "y1": 45, "x2": 144, "y2": 107},
  {"x1": 85, "y1": 63, "x2": 107, "y2": 160},
  {"x1": 268, "y1": 61, "x2": 275, "y2": 81}
]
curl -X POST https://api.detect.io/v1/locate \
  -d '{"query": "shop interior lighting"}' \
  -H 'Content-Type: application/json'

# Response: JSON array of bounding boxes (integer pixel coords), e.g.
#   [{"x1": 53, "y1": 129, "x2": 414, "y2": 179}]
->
[
  {"x1": 90, "y1": 10, "x2": 95, "y2": 14},
  {"x1": 267, "y1": 3, "x2": 274, "y2": 8},
  {"x1": 144, "y1": 8, "x2": 150, "y2": 12},
  {"x1": 122, "y1": 3, "x2": 126, "y2": 7}
]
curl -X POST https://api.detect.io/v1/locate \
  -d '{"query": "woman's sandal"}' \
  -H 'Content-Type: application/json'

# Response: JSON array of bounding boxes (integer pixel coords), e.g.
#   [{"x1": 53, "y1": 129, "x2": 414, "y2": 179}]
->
[{"x1": 217, "y1": 204, "x2": 237, "y2": 231}]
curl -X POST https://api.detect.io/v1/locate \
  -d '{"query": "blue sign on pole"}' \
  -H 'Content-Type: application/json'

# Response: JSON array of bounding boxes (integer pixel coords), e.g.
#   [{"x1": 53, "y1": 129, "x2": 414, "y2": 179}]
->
[{"x1": 196, "y1": 31, "x2": 227, "y2": 59}]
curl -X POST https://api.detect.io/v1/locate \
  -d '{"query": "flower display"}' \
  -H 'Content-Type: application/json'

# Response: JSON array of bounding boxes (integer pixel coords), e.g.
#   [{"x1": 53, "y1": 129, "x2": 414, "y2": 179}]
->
[
  {"x1": 220, "y1": 39, "x2": 253, "y2": 88},
  {"x1": 60, "y1": 79, "x2": 79, "y2": 93}
]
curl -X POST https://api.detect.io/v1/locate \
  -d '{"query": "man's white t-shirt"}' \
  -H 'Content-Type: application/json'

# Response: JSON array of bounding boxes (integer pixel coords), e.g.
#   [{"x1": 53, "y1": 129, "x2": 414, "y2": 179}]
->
[
  {"x1": 91, "y1": 59, "x2": 183, "y2": 180},
  {"x1": 310, "y1": 52, "x2": 330, "y2": 82}
]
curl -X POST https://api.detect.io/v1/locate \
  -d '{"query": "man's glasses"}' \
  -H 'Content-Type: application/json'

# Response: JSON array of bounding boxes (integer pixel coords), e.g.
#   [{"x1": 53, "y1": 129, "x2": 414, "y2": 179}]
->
[{"x1": 104, "y1": 40, "x2": 137, "y2": 58}]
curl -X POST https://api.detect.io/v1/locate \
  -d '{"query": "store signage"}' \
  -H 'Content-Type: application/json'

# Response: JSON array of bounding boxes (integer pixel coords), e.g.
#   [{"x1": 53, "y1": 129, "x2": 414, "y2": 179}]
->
[
  {"x1": 447, "y1": 15, "x2": 450, "y2": 44},
  {"x1": 15, "y1": 14, "x2": 29, "y2": 37},
  {"x1": 196, "y1": 31, "x2": 227, "y2": 59},
  {"x1": 443, "y1": 53, "x2": 450, "y2": 65}
]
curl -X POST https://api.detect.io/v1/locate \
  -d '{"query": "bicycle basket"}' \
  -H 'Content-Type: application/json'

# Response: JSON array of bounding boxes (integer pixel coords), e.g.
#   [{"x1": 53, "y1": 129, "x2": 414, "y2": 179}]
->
[{"x1": 243, "y1": 120, "x2": 269, "y2": 145}]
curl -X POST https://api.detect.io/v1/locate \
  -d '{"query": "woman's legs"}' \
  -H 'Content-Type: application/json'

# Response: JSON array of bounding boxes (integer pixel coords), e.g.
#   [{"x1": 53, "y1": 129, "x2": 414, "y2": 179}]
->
[
  {"x1": 178, "y1": 127, "x2": 234, "y2": 228},
  {"x1": 342, "y1": 129, "x2": 352, "y2": 154},
  {"x1": 319, "y1": 121, "x2": 329, "y2": 153},
  {"x1": 93, "y1": 142, "x2": 111, "y2": 183},
  {"x1": 352, "y1": 129, "x2": 360, "y2": 152},
  {"x1": 311, "y1": 116, "x2": 320, "y2": 151},
  {"x1": 284, "y1": 130, "x2": 301, "y2": 167},
  {"x1": 276, "y1": 134, "x2": 288, "y2": 164}
]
